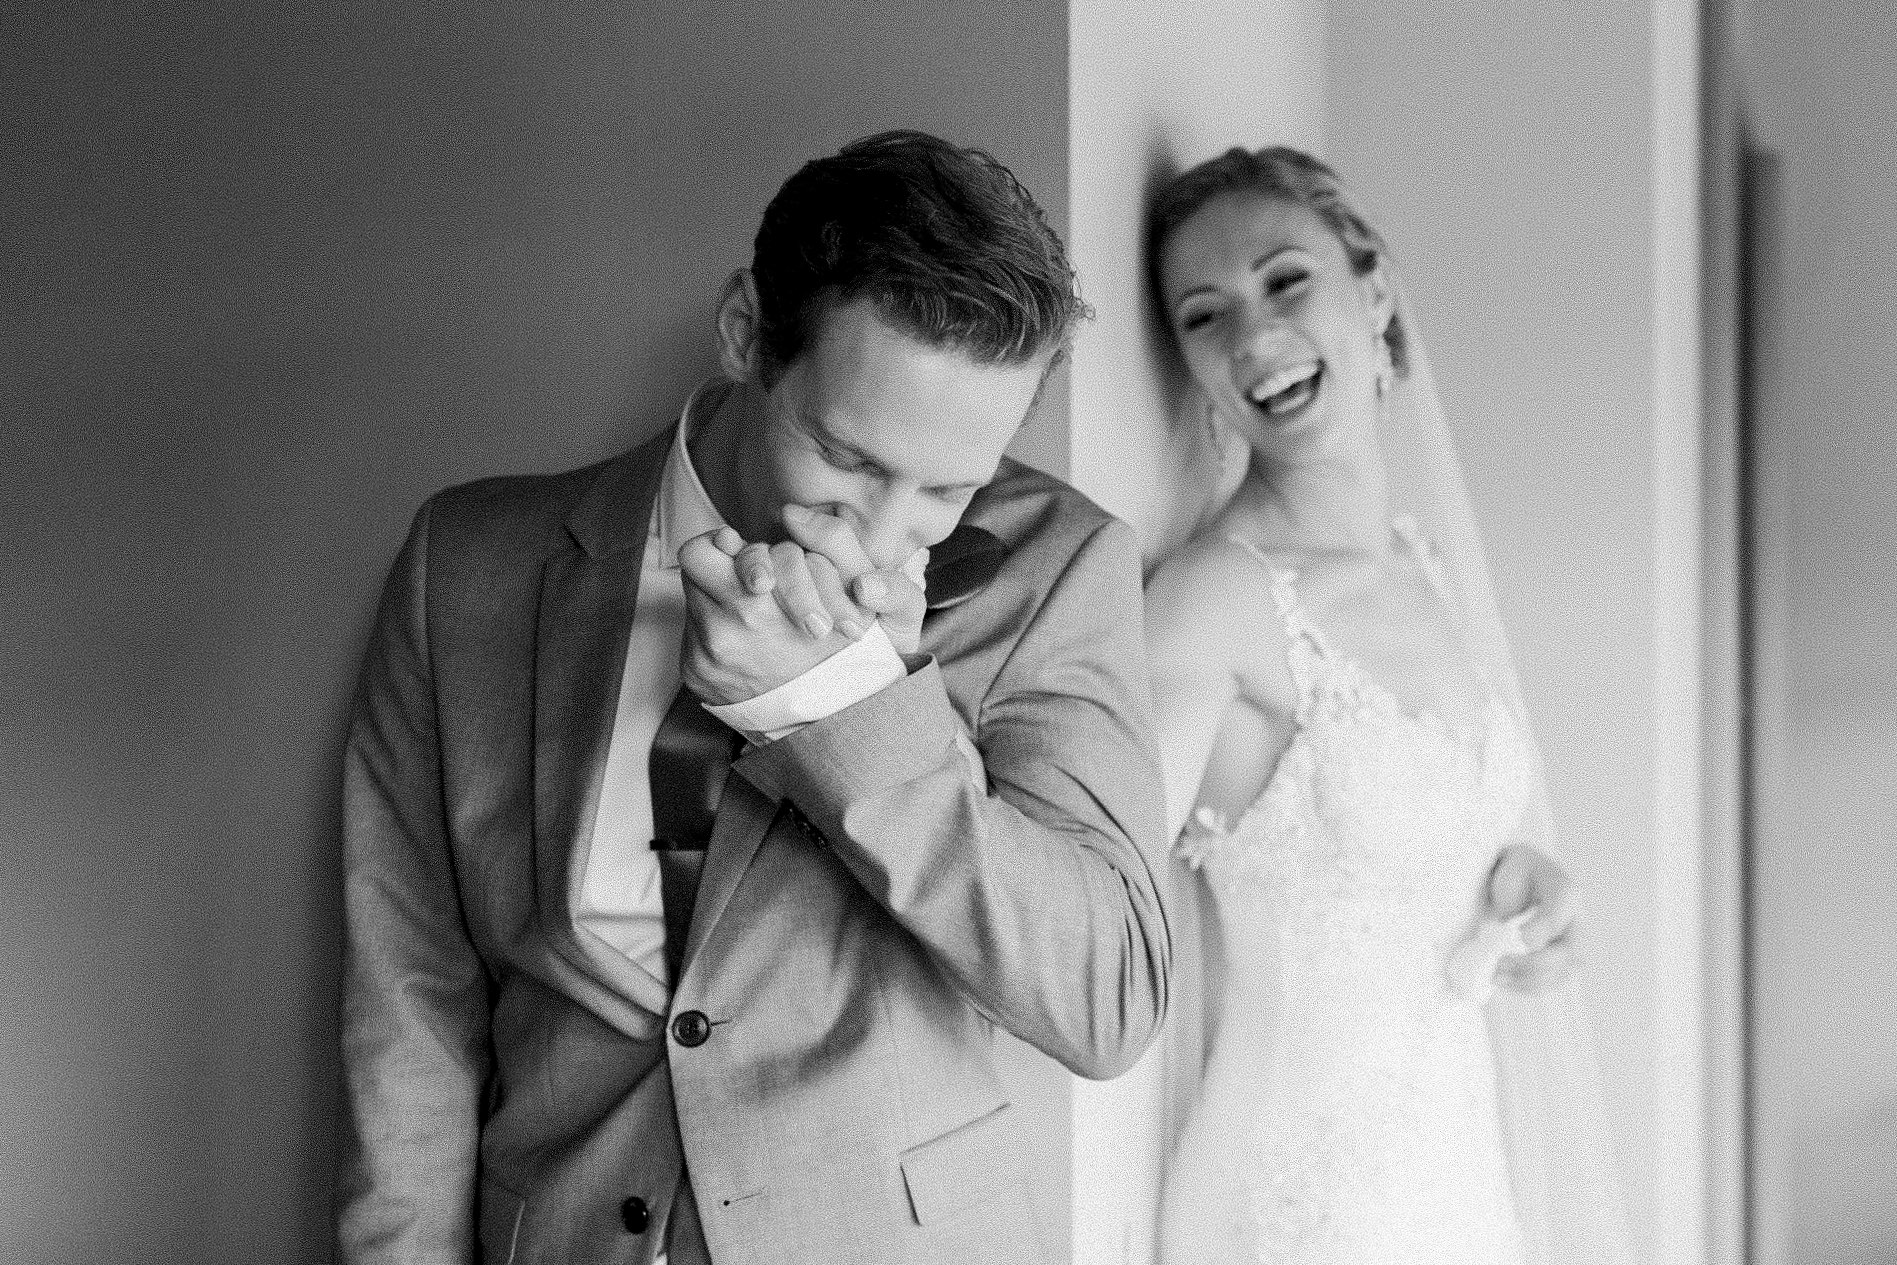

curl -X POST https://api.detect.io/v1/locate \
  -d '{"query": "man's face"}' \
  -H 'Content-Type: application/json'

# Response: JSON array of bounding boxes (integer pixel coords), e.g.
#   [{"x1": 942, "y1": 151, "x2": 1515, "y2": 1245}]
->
[{"x1": 742, "y1": 298, "x2": 1051, "y2": 572}]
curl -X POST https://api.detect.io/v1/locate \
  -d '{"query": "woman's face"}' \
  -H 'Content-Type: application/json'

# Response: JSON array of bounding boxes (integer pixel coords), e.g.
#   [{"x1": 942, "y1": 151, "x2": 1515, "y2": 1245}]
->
[{"x1": 1159, "y1": 191, "x2": 1391, "y2": 463}]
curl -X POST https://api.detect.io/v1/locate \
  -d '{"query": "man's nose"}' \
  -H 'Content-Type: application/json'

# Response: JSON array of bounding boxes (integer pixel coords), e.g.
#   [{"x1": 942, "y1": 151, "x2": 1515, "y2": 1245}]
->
[
  {"x1": 857, "y1": 513, "x2": 923, "y2": 573},
  {"x1": 853, "y1": 494, "x2": 938, "y2": 573}
]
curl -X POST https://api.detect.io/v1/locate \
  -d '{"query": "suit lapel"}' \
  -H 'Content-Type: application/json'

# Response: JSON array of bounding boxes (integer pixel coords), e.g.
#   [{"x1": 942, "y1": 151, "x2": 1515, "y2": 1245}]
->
[
  {"x1": 678, "y1": 773, "x2": 779, "y2": 976},
  {"x1": 531, "y1": 427, "x2": 674, "y2": 1017}
]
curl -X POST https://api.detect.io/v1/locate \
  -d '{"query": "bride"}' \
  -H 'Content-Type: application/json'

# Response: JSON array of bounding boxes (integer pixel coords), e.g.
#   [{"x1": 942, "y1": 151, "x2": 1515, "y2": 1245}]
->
[{"x1": 1142, "y1": 147, "x2": 1631, "y2": 1265}]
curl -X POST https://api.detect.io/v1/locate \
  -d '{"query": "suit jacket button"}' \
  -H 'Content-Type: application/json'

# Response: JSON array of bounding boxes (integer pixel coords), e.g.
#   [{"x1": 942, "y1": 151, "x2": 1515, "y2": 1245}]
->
[
  {"x1": 620, "y1": 1195, "x2": 649, "y2": 1234},
  {"x1": 672, "y1": 1010, "x2": 711, "y2": 1047}
]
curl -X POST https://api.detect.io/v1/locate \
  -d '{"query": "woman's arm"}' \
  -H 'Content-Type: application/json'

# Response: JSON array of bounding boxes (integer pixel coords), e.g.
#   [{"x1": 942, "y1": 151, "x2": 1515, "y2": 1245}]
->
[{"x1": 1144, "y1": 540, "x2": 1296, "y2": 842}]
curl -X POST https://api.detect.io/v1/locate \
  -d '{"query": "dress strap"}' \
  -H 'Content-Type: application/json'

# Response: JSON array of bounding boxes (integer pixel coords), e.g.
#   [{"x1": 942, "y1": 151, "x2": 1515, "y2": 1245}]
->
[{"x1": 1223, "y1": 533, "x2": 1329, "y2": 713}]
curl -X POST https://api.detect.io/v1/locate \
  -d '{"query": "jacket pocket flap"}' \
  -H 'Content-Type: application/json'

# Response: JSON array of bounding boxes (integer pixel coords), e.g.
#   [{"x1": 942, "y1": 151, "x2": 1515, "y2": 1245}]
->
[{"x1": 897, "y1": 1103, "x2": 1019, "y2": 1226}]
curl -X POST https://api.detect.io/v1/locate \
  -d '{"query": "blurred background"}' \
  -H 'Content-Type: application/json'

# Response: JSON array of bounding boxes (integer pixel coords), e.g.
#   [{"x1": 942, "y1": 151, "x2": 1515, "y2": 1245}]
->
[{"x1": 1, "y1": 1, "x2": 1889, "y2": 1261}]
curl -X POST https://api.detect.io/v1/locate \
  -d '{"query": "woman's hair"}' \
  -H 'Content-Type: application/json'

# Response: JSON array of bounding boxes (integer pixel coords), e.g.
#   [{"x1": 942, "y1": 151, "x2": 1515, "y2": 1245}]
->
[
  {"x1": 750, "y1": 130, "x2": 1087, "y2": 381},
  {"x1": 1147, "y1": 146, "x2": 1408, "y2": 374}
]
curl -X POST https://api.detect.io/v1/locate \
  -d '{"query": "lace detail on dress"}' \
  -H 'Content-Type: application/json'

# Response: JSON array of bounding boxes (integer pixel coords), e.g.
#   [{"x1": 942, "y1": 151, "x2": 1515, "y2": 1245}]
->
[{"x1": 1171, "y1": 523, "x2": 1534, "y2": 1265}]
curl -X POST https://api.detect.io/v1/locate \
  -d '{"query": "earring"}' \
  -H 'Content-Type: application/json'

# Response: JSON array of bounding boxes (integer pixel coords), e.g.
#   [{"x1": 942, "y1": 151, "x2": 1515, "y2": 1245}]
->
[{"x1": 1373, "y1": 337, "x2": 1395, "y2": 401}]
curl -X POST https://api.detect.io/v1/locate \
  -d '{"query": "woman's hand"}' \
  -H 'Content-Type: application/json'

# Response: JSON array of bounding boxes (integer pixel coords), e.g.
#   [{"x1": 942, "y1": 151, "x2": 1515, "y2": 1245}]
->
[{"x1": 1486, "y1": 844, "x2": 1577, "y2": 992}]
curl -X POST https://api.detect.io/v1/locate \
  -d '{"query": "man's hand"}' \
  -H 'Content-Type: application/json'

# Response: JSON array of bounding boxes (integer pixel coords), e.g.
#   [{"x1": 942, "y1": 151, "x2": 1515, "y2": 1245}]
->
[
  {"x1": 678, "y1": 526, "x2": 870, "y2": 706},
  {"x1": 1486, "y1": 844, "x2": 1578, "y2": 993},
  {"x1": 677, "y1": 509, "x2": 928, "y2": 707},
  {"x1": 778, "y1": 504, "x2": 928, "y2": 655}
]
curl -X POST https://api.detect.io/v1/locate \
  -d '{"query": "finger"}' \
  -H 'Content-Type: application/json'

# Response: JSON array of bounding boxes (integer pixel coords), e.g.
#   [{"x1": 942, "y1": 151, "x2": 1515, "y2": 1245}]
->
[
  {"x1": 805, "y1": 550, "x2": 875, "y2": 640},
  {"x1": 781, "y1": 504, "x2": 873, "y2": 577},
  {"x1": 852, "y1": 570, "x2": 925, "y2": 627},
  {"x1": 766, "y1": 542, "x2": 834, "y2": 639},
  {"x1": 678, "y1": 534, "x2": 745, "y2": 608},
  {"x1": 712, "y1": 526, "x2": 745, "y2": 556},
  {"x1": 734, "y1": 542, "x2": 776, "y2": 596},
  {"x1": 1486, "y1": 847, "x2": 1536, "y2": 919},
  {"x1": 1497, "y1": 936, "x2": 1575, "y2": 993},
  {"x1": 1522, "y1": 881, "x2": 1578, "y2": 952}
]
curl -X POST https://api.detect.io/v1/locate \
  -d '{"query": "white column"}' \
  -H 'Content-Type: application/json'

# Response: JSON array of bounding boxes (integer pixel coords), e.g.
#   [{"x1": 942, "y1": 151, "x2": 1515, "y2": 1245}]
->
[{"x1": 1065, "y1": 4, "x2": 1327, "y2": 1261}]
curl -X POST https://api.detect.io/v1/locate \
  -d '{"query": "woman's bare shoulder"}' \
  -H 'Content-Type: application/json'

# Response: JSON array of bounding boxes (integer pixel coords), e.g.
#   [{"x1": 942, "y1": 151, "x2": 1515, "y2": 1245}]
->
[
  {"x1": 1145, "y1": 527, "x2": 1294, "y2": 689},
  {"x1": 1148, "y1": 528, "x2": 1272, "y2": 623}
]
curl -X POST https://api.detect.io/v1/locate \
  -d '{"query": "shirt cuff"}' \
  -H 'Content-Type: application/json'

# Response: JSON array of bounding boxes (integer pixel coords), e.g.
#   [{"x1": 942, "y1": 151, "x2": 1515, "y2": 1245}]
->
[{"x1": 705, "y1": 622, "x2": 908, "y2": 744}]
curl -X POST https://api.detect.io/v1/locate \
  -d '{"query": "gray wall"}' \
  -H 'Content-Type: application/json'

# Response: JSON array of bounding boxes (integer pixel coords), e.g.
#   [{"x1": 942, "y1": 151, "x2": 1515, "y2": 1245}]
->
[
  {"x1": 0, "y1": 5, "x2": 1066, "y2": 1260},
  {"x1": 1744, "y1": 1, "x2": 1897, "y2": 1261}
]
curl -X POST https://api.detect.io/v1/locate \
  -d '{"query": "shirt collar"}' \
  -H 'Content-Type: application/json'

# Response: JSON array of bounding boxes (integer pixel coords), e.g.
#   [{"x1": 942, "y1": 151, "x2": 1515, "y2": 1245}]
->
[{"x1": 653, "y1": 379, "x2": 734, "y2": 569}]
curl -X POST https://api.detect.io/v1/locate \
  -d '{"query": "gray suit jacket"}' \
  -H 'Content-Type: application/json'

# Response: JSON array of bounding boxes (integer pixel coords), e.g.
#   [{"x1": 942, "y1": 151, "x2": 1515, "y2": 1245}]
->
[{"x1": 336, "y1": 424, "x2": 1171, "y2": 1265}]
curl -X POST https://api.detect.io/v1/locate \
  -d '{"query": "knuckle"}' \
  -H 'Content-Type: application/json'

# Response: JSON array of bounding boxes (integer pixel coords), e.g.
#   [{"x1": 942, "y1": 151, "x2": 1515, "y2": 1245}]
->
[{"x1": 704, "y1": 622, "x2": 743, "y2": 659}]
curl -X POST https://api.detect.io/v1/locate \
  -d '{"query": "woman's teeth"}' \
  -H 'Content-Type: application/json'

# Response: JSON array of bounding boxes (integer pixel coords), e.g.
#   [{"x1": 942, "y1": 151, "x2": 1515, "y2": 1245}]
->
[{"x1": 1248, "y1": 363, "x2": 1323, "y2": 417}]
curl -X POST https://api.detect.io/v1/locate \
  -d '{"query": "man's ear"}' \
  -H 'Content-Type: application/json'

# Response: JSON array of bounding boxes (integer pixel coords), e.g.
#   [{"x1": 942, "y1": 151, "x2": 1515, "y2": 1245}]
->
[{"x1": 715, "y1": 269, "x2": 765, "y2": 383}]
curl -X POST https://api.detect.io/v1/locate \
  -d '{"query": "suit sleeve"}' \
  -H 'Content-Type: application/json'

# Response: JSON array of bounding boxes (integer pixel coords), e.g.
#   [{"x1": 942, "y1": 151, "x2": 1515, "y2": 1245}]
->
[
  {"x1": 734, "y1": 516, "x2": 1172, "y2": 1079},
  {"x1": 336, "y1": 500, "x2": 490, "y2": 1263}
]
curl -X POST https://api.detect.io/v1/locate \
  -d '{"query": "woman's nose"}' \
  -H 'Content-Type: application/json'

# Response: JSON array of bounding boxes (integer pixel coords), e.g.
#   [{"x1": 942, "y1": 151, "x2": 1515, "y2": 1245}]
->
[{"x1": 1234, "y1": 306, "x2": 1284, "y2": 360}]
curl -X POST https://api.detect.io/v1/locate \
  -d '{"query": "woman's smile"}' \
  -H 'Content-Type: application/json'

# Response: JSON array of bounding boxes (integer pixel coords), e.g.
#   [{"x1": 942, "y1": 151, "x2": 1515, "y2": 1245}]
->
[{"x1": 1246, "y1": 359, "x2": 1325, "y2": 419}]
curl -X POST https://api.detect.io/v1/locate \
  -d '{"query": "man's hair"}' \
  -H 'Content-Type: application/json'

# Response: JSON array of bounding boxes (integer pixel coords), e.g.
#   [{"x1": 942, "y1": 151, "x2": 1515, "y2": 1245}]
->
[{"x1": 750, "y1": 130, "x2": 1087, "y2": 378}]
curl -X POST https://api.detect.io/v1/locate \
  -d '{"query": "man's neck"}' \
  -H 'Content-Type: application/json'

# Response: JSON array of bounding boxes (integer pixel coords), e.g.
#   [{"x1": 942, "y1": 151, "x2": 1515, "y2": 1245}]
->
[{"x1": 687, "y1": 380, "x2": 775, "y2": 544}]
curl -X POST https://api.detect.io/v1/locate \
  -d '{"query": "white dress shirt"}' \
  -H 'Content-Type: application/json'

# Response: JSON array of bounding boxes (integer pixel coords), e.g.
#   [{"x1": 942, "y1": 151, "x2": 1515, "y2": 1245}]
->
[{"x1": 574, "y1": 383, "x2": 910, "y2": 993}]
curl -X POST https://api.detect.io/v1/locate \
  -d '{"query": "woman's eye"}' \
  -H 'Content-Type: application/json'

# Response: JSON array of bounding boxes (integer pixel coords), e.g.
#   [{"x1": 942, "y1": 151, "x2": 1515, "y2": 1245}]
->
[
  {"x1": 821, "y1": 446, "x2": 867, "y2": 472},
  {"x1": 1266, "y1": 269, "x2": 1310, "y2": 297},
  {"x1": 1178, "y1": 309, "x2": 1218, "y2": 333}
]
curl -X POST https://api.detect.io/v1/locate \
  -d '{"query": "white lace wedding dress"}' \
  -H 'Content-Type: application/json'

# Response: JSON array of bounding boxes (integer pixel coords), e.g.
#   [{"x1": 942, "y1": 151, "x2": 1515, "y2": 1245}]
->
[{"x1": 1169, "y1": 523, "x2": 1532, "y2": 1265}]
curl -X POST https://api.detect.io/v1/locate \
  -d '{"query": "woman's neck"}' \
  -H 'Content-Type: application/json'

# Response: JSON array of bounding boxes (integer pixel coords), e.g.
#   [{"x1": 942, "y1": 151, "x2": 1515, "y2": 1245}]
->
[{"x1": 1228, "y1": 443, "x2": 1392, "y2": 557}]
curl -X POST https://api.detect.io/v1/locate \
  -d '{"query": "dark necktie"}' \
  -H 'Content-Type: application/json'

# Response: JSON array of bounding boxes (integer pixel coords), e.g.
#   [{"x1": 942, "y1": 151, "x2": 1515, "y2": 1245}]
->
[
  {"x1": 648, "y1": 684, "x2": 742, "y2": 984},
  {"x1": 923, "y1": 523, "x2": 1005, "y2": 612}
]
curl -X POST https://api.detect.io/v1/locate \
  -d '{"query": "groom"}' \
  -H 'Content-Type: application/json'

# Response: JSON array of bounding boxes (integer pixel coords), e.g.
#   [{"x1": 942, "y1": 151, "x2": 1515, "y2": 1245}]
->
[{"x1": 336, "y1": 131, "x2": 1173, "y2": 1264}]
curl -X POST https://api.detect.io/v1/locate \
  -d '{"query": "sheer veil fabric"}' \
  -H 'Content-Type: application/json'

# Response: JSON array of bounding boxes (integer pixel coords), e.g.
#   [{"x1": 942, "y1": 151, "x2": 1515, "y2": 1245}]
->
[
  {"x1": 1163, "y1": 279, "x2": 1636, "y2": 1265},
  {"x1": 1383, "y1": 288, "x2": 1635, "y2": 1265}
]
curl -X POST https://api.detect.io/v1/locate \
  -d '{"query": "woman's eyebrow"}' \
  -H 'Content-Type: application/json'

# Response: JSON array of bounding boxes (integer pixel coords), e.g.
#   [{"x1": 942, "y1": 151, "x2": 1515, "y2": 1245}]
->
[{"x1": 1251, "y1": 246, "x2": 1305, "y2": 272}]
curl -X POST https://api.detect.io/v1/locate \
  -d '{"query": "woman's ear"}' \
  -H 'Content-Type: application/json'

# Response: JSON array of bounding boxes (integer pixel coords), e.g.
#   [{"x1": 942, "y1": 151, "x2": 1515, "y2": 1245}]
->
[
  {"x1": 714, "y1": 269, "x2": 764, "y2": 382},
  {"x1": 1363, "y1": 257, "x2": 1397, "y2": 345}
]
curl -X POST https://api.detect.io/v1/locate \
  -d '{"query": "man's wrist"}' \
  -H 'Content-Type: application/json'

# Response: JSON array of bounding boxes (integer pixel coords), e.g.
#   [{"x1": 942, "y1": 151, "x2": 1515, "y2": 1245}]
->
[{"x1": 705, "y1": 622, "x2": 907, "y2": 743}]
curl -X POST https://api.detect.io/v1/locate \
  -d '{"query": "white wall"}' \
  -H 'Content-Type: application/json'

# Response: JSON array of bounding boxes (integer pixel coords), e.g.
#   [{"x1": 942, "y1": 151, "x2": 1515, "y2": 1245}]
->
[
  {"x1": 1066, "y1": 0, "x2": 1327, "y2": 564},
  {"x1": 1064, "y1": 3, "x2": 1328, "y2": 1259},
  {"x1": 1742, "y1": 2, "x2": 1897, "y2": 1261}
]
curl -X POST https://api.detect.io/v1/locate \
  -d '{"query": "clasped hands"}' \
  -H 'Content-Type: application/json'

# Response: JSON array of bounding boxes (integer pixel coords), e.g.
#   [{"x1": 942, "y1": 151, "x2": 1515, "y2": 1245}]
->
[{"x1": 679, "y1": 504, "x2": 927, "y2": 708}]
